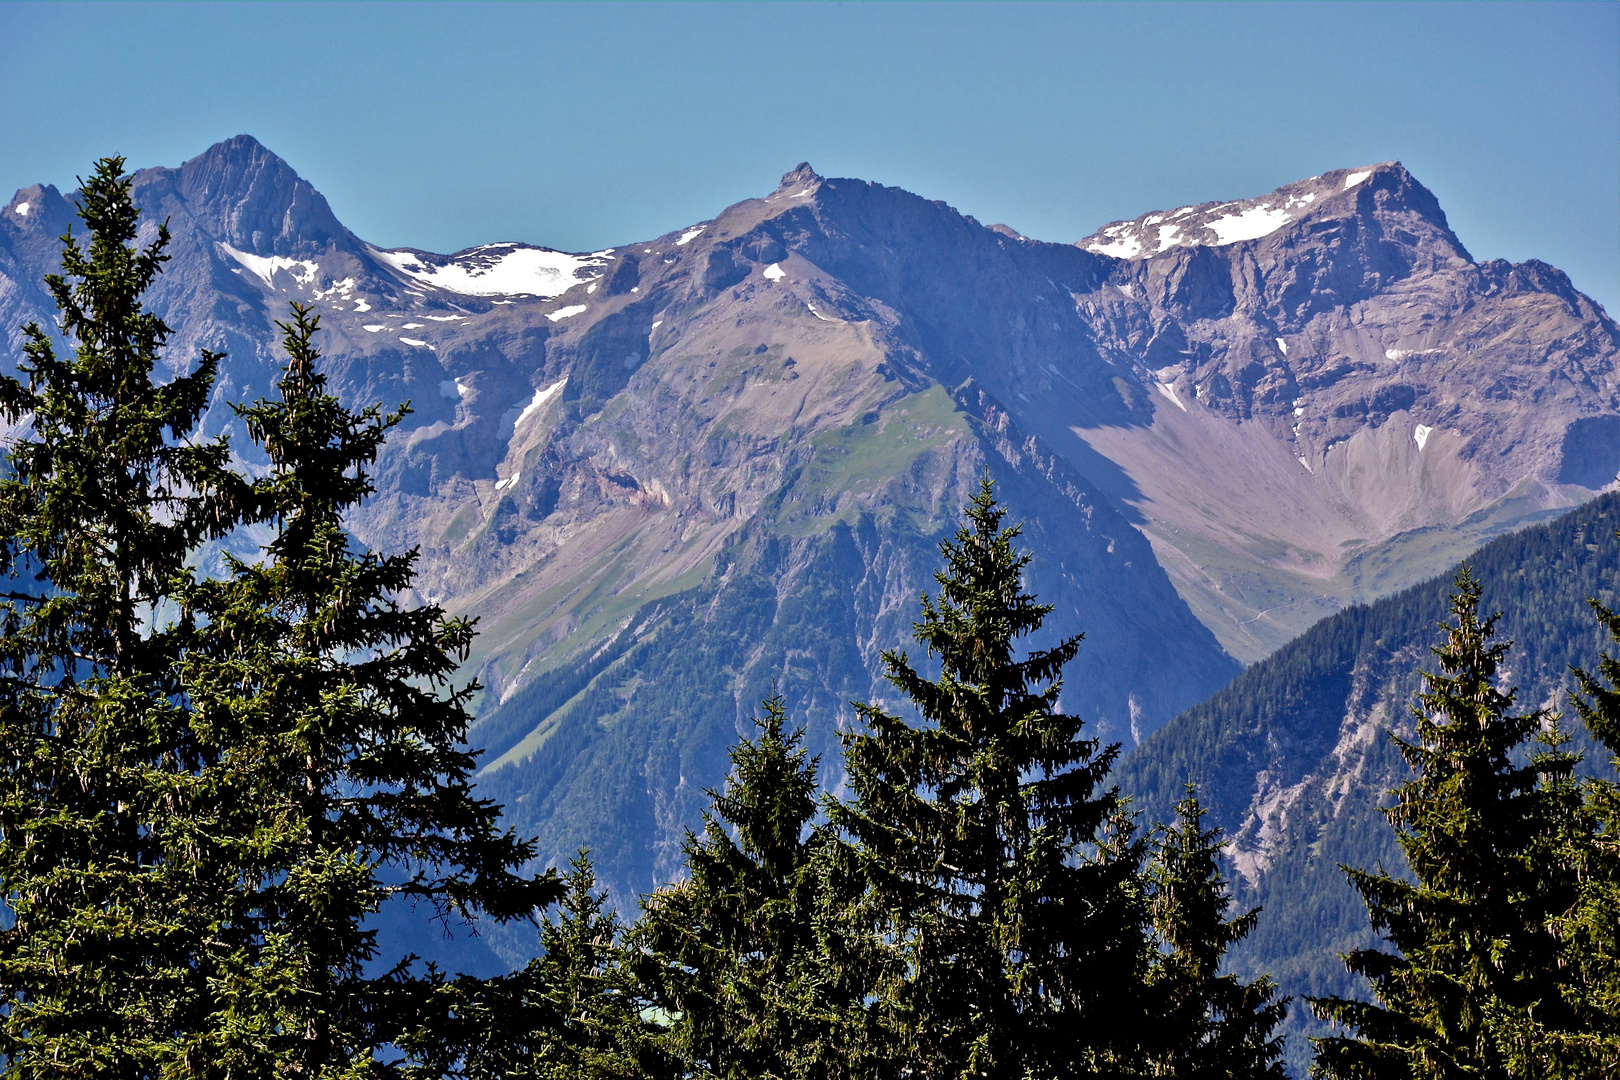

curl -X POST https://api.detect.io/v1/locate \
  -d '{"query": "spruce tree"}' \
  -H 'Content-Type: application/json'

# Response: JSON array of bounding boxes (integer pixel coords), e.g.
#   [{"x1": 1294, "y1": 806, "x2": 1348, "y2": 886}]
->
[
  {"x1": 1501, "y1": 596, "x2": 1620, "y2": 1075},
  {"x1": 0, "y1": 156, "x2": 247, "y2": 1076},
  {"x1": 831, "y1": 477, "x2": 1148, "y2": 1079},
  {"x1": 635, "y1": 693, "x2": 891, "y2": 1079},
  {"x1": 1310, "y1": 568, "x2": 1580, "y2": 1079},
  {"x1": 1146, "y1": 787, "x2": 1287, "y2": 1080},
  {"x1": 176, "y1": 303, "x2": 557, "y2": 1075},
  {"x1": 456, "y1": 852, "x2": 664, "y2": 1080}
]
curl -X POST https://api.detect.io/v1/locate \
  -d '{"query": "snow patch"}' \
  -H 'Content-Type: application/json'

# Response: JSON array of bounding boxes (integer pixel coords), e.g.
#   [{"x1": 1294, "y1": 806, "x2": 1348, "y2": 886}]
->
[
  {"x1": 399, "y1": 337, "x2": 433, "y2": 348},
  {"x1": 402, "y1": 322, "x2": 424, "y2": 329},
  {"x1": 1297, "y1": 455, "x2": 1313, "y2": 472},
  {"x1": 1154, "y1": 224, "x2": 1182, "y2": 252},
  {"x1": 1343, "y1": 170, "x2": 1372, "y2": 189},
  {"x1": 495, "y1": 472, "x2": 521, "y2": 492},
  {"x1": 547, "y1": 304, "x2": 587, "y2": 322},
  {"x1": 675, "y1": 226, "x2": 706, "y2": 246},
  {"x1": 13, "y1": 202, "x2": 29, "y2": 217},
  {"x1": 423, "y1": 314, "x2": 465, "y2": 322},
  {"x1": 219, "y1": 243, "x2": 320, "y2": 289},
  {"x1": 353, "y1": 298, "x2": 371, "y2": 312},
  {"x1": 1276, "y1": 337, "x2": 1289, "y2": 355},
  {"x1": 651, "y1": 320, "x2": 662, "y2": 329},
  {"x1": 516, "y1": 377, "x2": 567, "y2": 427},
  {"x1": 363, "y1": 324, "x2": 385, "y2": 333},
  {"x1": 1205, "y1": 205, "x2": 1292, "y2": 245},
  {"x1": 313, "y1": 277, "x2": 355, "y2": 301},
  {"x1": 806, "y1": 302, "x2": 835, "y2": 322},
  {"x1": 762, "y1": 263, "x2": 786, "y2": 281},
  {"x1": 1087, "y1": 232, "x2": 1143, "y2": 259},
  {"x1": 371, "y1": 244, "x2": 605, "y2": 298},
  {"x1": 1156, "y1": 382, "x2": 1187, "y2": 412},
  {"x1": 1414, "y1": 424, "x2": 1433, "y2": 451}
]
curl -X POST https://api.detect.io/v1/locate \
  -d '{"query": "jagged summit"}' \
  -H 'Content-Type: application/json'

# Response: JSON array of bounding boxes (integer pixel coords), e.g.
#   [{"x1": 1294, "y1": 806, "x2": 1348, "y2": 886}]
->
[
  {"x1": 774, "y1": 162, "x2": 822, "y2": 196},
  {"x1": 1077, "y1": 161, "x2": 1465, "y2": 262},
  {"x1": 133, "y1": 133, "x2": 355, "y2": 258}
]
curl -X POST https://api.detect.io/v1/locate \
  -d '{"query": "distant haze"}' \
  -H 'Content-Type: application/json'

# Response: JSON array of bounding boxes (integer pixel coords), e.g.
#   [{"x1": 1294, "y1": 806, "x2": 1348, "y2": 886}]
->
[{"x1": 0, "y1": 1, "x2": 1615, "y2": 314}]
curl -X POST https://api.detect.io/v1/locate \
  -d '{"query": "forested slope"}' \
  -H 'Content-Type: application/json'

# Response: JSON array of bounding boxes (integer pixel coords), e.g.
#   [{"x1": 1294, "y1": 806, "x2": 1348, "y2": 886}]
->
[{"x1": 1117, "y1": 490, "x2": 1620, "y2": 1069}]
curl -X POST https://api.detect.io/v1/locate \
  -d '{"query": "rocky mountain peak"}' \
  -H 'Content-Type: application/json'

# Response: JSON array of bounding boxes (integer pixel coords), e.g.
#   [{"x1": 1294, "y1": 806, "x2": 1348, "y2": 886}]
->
[
  {"x1": 1077, "y1": 161, "x2": 1466, "y2": 263},
  {"x1": 134, "y1": 134, "x2": 354, "y2": 258},
  {"x1": 775, "y1": 161, "x2": 822, "y2": 195},
  {"x1": 2, "y1": 184, "x2": 71, "y2": 234}
]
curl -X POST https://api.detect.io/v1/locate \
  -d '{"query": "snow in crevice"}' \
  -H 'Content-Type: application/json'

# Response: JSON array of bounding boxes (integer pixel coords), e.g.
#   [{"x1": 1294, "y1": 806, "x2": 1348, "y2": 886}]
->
[
  {"x1": 495, "y1": 472, "x2": 521, "y2": 492},
  {"x1": 1156, "y1": 382, "x2": 1187, "y2": 412},
  {"x1": 1276, "y1": 338, "x2": 1289, "y2": 355},
  {"x1": 1414, "y1": 424, "x2": 1433, "y2": 451},
  {"x1": 371, "y1": 243, "x2": 607, "y2": 298},
  {"x1": 546, "y1": 304, "x2": 587, "y2": 322},
  {"x1": 219, "y1": 243, "x2": 320, "y2": 289},
  {"x1": 515, "y1": 377, "x2": 567, "y2": 428}
]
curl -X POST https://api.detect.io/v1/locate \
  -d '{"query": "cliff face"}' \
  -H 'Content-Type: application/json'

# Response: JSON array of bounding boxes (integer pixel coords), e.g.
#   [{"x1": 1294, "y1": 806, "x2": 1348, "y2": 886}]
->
[{"x1": 2, "y1": 138, "x2": 1615, "y2": 919}]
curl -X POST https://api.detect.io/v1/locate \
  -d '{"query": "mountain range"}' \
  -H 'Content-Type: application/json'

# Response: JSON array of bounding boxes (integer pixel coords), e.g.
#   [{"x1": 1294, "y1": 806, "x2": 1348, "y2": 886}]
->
[{"x1": 2, "y1": 136, "x2": 1616, "y2": 954}]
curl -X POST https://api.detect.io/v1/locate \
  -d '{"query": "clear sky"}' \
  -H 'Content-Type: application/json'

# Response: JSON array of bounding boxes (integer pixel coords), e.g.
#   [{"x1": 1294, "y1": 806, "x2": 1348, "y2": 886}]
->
[{"x1": 2, "y1": 1, "x2": 1615, "y2": 312}]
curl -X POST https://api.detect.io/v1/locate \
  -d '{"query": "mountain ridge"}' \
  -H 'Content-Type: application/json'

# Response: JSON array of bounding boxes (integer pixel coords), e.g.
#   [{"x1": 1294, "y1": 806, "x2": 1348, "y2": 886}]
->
[{"x1": 2, "y1": 136, "x2": 1616, "y2": 917}]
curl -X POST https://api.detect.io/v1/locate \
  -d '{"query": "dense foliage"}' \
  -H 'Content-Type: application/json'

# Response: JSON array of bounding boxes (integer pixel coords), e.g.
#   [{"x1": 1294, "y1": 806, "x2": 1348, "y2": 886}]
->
[
  {"x1": 1, "y1": 154, "x2": 1617, "y2": 1079},
  {"x1": 0, "y1": 159, "x2": 554, "y2": 1079},
  {"x1": 1309, "y1": 571, "x2": 1583, "y2": 1078}
]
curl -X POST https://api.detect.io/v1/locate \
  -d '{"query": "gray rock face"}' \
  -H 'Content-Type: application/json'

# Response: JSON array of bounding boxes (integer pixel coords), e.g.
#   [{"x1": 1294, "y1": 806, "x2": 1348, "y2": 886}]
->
[{"x1": 0, "y1": 138, "x2": 1614, "y2": 912}]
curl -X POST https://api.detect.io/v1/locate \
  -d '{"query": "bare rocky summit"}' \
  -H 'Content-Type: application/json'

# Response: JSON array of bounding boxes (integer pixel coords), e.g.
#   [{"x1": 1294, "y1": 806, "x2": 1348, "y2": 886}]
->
[{"x1": 2, "y1": 137, "x2": 1615, "y2": 917}]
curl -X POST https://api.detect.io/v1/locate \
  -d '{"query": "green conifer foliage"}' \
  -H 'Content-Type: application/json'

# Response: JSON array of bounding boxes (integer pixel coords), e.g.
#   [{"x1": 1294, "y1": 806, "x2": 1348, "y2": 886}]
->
[
  {"x1": 1512, "y1": 596, "x2": 1620, "y2": 1076},
  {"x1": 1146, "y1": 788, "x2": 1287, "y2": 1079},
  {"x1": 635, "y1": 693, "x2": 891, "y2": 1080},
  {"x1": 456, "y1": 852, "x2": 664, "y2": 1080},
  {"x1": 832, "y1": 478, "x2": 1147, "y2": 1079},
  {"x1": 176, "y1": 304, "x2": 557, "y2": 1076},
  {"x1": 1310, "y1": 568, "x2": 1580, "y2": 1079},
  {"x1": 0, "y1": 157, "x2": 246, "y2": 1076}
]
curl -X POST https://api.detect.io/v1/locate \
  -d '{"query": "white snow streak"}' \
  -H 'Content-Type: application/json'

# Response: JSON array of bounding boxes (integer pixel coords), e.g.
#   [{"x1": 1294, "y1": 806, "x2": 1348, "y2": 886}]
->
[
  {"x1": 399, "y1": 337, "x2": 432, "y2": 348},
  {"x1": 1343, "y1": 170, "x2": 1372, "y2": 189},
  {"x1": 516, "y1": 377, "x2": 567, "y2": 427},
  {"x1": 547, "y1": 305, "x2": 587, "y2": 322},
  {"x1": 1276, "y1": 338, "x2": 1289, "y2": 355},
  {"x1": 495, "y1": 472, "x2": 521, "y2": 492},
  {"x1": 219, "y1": 243, "x2": 320, "y2": 289},
  {"x1": 676, "y1": 226, "x2": 706, "y2": 246},
  {"x1": 1156, "y1": 382, "x2": 1188, "y2": 412},
  {"x1": 363, "y1": 325, "x2": 386, "y2": 333}
]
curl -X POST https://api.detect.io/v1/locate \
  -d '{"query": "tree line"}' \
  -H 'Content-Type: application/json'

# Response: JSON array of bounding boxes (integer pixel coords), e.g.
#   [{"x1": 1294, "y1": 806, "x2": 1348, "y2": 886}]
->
[{"x1": 0, "y1": 158, "x2": 1614, "y2": 1079}]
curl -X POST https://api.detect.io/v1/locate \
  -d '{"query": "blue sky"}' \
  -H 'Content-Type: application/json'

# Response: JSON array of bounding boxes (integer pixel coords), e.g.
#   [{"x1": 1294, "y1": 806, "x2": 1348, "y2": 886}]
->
[{"x1": 2, "y1": 1, "x2": 1616, "y2": 312}]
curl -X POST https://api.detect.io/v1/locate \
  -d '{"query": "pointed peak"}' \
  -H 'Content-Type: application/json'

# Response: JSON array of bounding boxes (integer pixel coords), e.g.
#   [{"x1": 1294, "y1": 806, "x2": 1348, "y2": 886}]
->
[{"x1": 777, "y1": 162, "x2": 822, "y2": 191}]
